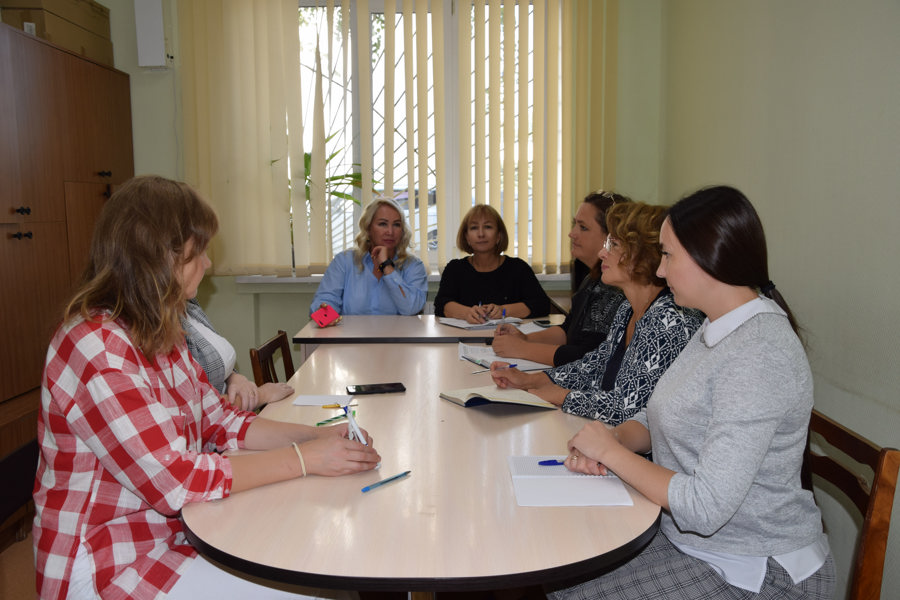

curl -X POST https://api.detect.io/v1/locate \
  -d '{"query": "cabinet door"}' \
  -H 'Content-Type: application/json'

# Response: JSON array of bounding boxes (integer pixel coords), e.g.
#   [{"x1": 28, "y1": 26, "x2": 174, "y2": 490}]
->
[
  {"x1": 0, "y1": 222, "x2": 71, "y2": 401},
  {"x1": 65, "y1": 182, "x2": 109, "y2": 280},
  {"x1": 0, "y1": 27, "x2": 24, "y2": 224},
  {"x1": 6, "y1": 27, "x2": 68, "y2": 222},
  {"x1": 64, "y1": 54, "x2": 135, "y2": 185}
]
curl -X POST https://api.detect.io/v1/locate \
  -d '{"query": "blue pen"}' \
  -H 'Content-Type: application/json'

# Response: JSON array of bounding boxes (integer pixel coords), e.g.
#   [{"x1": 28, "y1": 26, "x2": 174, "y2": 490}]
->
[
  {"x1": 539, "y1": 459, "x2": 566, "y2": 466},
  {"x1": 362, "y1": 470, "x2": 411, "y2": 493}
]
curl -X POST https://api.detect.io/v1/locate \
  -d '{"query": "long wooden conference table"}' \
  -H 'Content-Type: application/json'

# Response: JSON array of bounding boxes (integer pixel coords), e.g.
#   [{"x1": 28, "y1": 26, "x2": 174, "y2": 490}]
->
[{"x1": 181, "y1": 342, "x2": 660, "y2": 594}]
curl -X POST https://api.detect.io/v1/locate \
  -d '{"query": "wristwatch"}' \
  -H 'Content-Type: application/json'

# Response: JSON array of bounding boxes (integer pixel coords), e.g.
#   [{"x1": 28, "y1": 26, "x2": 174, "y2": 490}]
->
[{"x1": 378, "y1": 258, "x2": 395, "y2": 273}]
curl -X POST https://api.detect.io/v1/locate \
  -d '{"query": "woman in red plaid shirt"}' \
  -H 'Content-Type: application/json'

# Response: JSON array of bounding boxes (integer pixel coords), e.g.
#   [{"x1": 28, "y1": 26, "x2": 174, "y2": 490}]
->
[{"x1": 32, "y1": 176, "x2": 381, "y2": 600}]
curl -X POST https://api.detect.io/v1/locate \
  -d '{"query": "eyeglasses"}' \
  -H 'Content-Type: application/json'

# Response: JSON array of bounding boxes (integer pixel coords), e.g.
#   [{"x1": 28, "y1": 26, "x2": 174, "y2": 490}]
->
[
  {"x1": 595, "y1": 189, "x2": 623, "y2": 204},
  {"x1": 603, "y1": 234, "x2": 621, "y2": 253}
]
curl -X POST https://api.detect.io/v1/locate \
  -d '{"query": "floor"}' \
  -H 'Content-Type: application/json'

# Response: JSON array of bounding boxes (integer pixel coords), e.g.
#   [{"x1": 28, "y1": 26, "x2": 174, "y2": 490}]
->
[{"x1": 0, "y1": 533, "x2": 34, "y2": 599}]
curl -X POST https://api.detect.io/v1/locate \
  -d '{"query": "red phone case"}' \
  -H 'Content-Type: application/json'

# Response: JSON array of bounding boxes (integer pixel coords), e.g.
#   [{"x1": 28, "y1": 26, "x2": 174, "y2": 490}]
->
[{"x1": 311, "y1": 305, "x2": 339, "y2": 327}]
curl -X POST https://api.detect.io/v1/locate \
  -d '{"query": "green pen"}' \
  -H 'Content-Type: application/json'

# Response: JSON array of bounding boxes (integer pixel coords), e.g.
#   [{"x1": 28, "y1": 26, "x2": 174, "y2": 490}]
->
[{"x1": 316, "y1": 411, "x2": 354, "y2": 426}]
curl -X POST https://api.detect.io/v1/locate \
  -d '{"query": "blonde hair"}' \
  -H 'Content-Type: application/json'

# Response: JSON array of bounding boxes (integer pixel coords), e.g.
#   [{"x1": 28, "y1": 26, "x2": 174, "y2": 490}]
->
[
  {"x1": 352, "y1": 198, "x2": 414, "y2": 270},
  {"x1": 64, "y1": 176, "x2": 218, "y2": 358}
]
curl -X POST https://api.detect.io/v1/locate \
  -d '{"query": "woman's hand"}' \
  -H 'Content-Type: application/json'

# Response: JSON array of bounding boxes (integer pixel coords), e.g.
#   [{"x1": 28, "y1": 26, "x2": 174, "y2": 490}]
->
[
  {"x1": 298, "y1": 435, "x2": 381, "y2": 476},
  {"x1": 258, "y1": 382, "x2": 294, "y2": 406},
  {"x1": 567, "y1": 421, "x2": 619, "y2": 476},
  {"x1": 481, "y1": 303, "x2": 503, "y2": 320},
  {"x1": 490, "y1": 363, "x2": 532, "y2": 389},
  {"x1": 462, "y1": 304, "x2": 490, "y2": 324},
  {"x1": 494, "y1": 323, "x2": 526, "y2": 338},
  {"x1": 315, "y1": 302, "x2": 342, "y2": 327},
  {"x1": 225, "y1": 373, "x2": 262, "y2": 411},
  {"x1": 491, "y1": 330, "x2": 526, "y2": 357}
]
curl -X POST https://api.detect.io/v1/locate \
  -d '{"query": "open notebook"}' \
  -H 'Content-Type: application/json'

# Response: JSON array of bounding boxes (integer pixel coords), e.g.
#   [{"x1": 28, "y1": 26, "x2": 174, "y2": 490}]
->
[
  {"x1": 440, "y1": 385, "x2": 557, "y2": 409},
  {"x1": 438, "y1": 316, "x2": 523, "y2": 330}
]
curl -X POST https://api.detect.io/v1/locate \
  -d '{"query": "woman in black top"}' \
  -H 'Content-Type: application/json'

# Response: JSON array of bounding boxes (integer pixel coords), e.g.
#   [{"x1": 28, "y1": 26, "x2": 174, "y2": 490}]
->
[
  {"x1": 433, "y1": 204, "x2": 550, "y2": 323},
  {"x1": 493, "y1": 191, "x2": 628, "y2": 366}
]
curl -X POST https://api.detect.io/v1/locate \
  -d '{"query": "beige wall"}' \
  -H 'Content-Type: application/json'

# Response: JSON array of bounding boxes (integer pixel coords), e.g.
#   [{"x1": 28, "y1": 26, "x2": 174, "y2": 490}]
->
[
  {"x1": 105, "y1": 1, "x2": 898, "y2": 596},
  {"x1": 618, "y1": 2, "x2": 900, "y2": 597}
]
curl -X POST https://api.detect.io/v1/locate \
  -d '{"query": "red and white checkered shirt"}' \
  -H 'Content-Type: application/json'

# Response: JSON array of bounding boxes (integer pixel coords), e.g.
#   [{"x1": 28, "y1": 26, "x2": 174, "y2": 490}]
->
[{"x1": 33, "y1": 315, "x2": 257, "y2": 600}]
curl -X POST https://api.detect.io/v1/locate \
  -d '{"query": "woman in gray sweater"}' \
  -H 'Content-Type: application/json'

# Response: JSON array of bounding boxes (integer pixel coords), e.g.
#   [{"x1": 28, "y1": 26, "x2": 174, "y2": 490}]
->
[{"x1": 552, "y1": 186, "x2": 834, "y2": 599}]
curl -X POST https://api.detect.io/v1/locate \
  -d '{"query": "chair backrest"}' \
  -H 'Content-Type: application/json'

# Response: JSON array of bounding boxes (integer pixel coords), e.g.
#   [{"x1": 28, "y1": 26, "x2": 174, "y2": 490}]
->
[
  {"x1": 802, "y1": 409, "x2": 899, "y2": 600},
  {"x1": 248, "y1": 330, "x2": 295, "y2": 387},
  {"x1": 0, "y1": 439, "x2": 39, "y2": 527}
]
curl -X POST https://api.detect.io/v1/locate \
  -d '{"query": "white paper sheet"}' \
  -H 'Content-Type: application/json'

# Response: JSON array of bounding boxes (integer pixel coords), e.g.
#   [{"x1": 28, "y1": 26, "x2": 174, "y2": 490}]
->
[
  {"x1": 458, "y1": 343, "x2": 552, "y2": 372},
  {"x1": 291, "y1": 394, "x2": 353, "y2": 407},
  {"x1": 507, "y1": 456, "x2": 633, "y2": 507}
]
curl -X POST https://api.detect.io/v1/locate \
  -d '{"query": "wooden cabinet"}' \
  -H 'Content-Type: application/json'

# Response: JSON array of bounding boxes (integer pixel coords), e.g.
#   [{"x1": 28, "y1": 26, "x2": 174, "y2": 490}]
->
[{"x1": 0, "y1": 23, "x2": 134, "y2": 550}]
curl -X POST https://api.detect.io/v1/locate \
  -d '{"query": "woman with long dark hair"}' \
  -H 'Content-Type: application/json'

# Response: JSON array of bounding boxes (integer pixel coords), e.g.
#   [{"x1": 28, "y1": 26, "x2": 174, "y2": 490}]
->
[
  {"x1": 492, "y1": 191, "x2": 627, "y2": 366},
  {"x1": 551, "y1": 186, "x2": 833, "y2": 599}
]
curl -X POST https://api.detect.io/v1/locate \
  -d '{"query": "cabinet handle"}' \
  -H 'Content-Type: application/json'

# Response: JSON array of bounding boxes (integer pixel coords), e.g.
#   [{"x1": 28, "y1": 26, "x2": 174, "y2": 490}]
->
[
  {"x1": 103, "y1": 184, "x2": 112, "y2": 199},
  {"x1": 15, "y1": 206, "x2": 32, "y2": 215},
  {"x1": 11, "y1": 231, "x2": 34, "y2": 240},
  {"x1": 97, "y1": 170, "x2": 113, "y2": 178}
]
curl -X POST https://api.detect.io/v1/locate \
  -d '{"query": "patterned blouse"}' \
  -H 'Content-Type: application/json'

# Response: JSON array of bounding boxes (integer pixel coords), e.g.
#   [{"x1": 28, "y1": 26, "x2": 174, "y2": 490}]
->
[{"x1": 548, "y1": 290, "x2": 703, "y2": 424}]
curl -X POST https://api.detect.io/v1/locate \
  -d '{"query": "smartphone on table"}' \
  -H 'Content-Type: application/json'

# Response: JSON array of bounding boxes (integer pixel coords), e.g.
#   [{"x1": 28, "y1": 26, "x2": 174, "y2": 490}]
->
[{"x1": 346, "y1": 382, "x2": 406, "y2": 395}]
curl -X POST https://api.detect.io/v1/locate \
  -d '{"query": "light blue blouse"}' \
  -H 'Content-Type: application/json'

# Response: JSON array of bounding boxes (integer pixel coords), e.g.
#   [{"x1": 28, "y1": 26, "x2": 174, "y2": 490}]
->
[{"x1": 310, "y1": 249, "x2": 427, "y2": 315}]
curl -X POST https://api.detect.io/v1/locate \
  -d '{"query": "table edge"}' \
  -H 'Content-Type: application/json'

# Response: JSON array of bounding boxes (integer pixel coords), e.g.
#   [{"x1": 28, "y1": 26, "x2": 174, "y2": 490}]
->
[
  {"x1": 292, "y1": 335, "x2": 492, "y2": 344},
  {"x1": 182, "y1": 513, "x2": 660, "y2": 592}
]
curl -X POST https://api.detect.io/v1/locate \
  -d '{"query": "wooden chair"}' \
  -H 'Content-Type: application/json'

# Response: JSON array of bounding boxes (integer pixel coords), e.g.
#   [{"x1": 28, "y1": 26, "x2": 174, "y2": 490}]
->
[
  {"x1": 249, "y1": 330, "x2": 295, "y2": 387},
  {"x1": 802, "y1": 409, "x2": 899, "y2": 600},
  {"x1": 0, "y1": 439, "x2": 39, "y2": 542}
]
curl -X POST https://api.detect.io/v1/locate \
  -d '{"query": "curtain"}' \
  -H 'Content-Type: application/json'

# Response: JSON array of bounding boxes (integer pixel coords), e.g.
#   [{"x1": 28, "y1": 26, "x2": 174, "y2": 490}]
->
[{"x1": 178, "y1": 0, "x2": 617, "y2": 276}]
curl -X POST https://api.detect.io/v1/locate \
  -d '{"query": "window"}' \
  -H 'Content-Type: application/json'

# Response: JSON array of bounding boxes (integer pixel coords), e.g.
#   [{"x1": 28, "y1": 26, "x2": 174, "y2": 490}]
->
[{"x1": 179, "y1": 1, "x2": 615, "y2": 276}]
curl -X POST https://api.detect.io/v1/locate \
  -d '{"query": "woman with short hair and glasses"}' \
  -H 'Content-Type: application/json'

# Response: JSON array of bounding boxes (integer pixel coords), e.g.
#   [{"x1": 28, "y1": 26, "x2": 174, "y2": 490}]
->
[
  {"x1": 552, "y1": 186, "x2": 833, "y2": 600},
  {"x1": 491, "y1": 202, "x2": 702, "y2": 425}
]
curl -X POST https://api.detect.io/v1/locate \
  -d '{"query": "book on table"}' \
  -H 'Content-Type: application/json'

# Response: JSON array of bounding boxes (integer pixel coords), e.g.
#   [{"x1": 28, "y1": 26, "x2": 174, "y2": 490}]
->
[
  {"x1": 439, "y1": 385, "x2": 557, "y2": 409},
  {"x1": 437, "y1": 316, "x2": 523, "y2": 330}
]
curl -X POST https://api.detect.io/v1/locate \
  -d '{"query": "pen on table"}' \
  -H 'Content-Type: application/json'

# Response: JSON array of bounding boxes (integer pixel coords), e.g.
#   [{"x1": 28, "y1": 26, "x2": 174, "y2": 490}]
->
[
  {"x1": 462, "y1": 355, "x2": 491, "y2": 369},
  {"x1": 539, "y1": 459, "x2": 566, "y2": 466},
  {"x1": 316, "y1": 411, "x2": 354, "y2": 426},
  {"x1": 472, "y1": 363, "x2": 518, "y2": 374},
  {"x1": 361, "y1": 470, "x2": 411, "y2": 493},
  {"x1": 344, "y1": 406, "x2": 367, "y2": 445},
  {"x1": 322, "y1": 403, "x2": 341, "y2": 408}
]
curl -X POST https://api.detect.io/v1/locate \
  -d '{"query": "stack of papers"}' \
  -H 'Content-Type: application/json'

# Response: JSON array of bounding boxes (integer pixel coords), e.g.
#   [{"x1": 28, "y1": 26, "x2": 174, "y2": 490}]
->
[
  {"x1": 438, "y1": 316, "x2": 523, "y2": 330},
  {"x1": 507, "y1": 456, "x2": 633, "y2": 506},
  {"x1": 458, "y1": 343, "x2": 551, "y2": 372}
]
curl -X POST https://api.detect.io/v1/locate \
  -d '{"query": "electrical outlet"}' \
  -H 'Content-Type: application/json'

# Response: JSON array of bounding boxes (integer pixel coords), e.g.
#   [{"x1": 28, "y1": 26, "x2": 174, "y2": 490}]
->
[{"x1": 24, "y1": 21, "x2": 36, "y2": 36}]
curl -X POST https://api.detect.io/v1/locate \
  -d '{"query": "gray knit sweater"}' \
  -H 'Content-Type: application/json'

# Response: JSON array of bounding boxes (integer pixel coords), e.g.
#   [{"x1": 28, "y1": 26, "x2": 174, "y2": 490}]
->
[{"x1": 632, "y1": 297, "x2": 823, "y2": 556}]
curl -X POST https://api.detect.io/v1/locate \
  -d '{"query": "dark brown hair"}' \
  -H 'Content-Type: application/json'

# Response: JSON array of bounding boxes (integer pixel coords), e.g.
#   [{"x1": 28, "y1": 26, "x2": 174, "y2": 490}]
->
[
  {"x1": 605, "y1": 202, "x2": 668, "y2": 287},
  {"x1": 667, "y1": 185, "x2": 799, "y2": 333},
  {"x1": 64, "y1": 175, "x2": 219, "y2": 358},
  {"x1": 456, "y1": 204, "x2": 509, "y2": 254}
]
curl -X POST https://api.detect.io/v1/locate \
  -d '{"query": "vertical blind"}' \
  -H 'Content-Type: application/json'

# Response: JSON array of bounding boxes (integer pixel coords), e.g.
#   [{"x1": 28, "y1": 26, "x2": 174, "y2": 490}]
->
[{"x1": 179, "y1": 0, "x2": 617, "y2": 276}]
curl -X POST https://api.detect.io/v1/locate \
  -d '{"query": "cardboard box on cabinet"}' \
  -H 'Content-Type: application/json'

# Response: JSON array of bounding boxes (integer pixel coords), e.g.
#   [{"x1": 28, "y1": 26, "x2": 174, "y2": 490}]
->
[{"x1": 0, "y1": 0, "x2": 112, "y2": 66}]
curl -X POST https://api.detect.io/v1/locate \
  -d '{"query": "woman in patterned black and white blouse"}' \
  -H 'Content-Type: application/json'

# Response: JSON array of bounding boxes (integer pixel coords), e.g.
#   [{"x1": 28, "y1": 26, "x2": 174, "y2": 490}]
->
[{"x1": 491, "y1": 202, "x2": 703, "y2": 425}]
